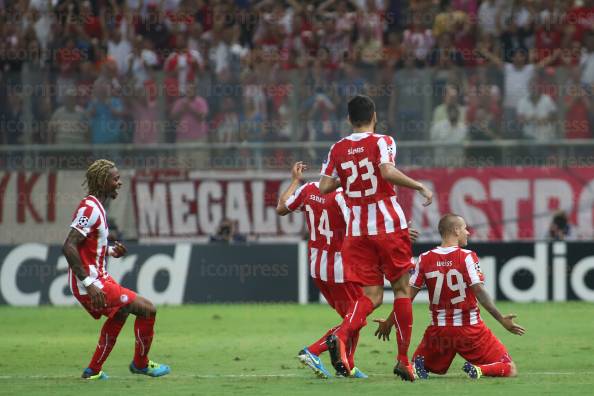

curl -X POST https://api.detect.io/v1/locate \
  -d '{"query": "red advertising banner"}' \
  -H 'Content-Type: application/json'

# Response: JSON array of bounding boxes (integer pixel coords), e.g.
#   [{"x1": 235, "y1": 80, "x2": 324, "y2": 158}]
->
[
  {"x1": 131, "y1": 168, "x2": 594, "y2": 242},
  {"x1": 399, "y1": 167, "x2": 594, "y2": 241}
]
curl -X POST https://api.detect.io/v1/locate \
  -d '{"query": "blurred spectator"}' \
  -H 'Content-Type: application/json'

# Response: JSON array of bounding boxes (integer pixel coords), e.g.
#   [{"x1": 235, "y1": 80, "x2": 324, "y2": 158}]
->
[
  {"x1": 171, "y1": 83, "x2": 209, "y2": 143},
  {"x1": 478, "y1": 46, "x2": 558, "y2": 138},
  {"x1": 302, "y1": 86, "x2": 338, "y2": 142},
  {"x1": 107, "y1": 29, "x2": 133, "y2": 76},
  {"x1": 478, "y1": 0, "x2": 502, "y2": 36},
  {"x1": 452, "y1": 0, "x2": 478, "y2": 19},
  {"x1": 580, "y1": 31, "x2": 594, "y2": 87},
  {"x1": 563, "y1": 0, "x2": 594, "y2": 43},
  {"x1": 560, "y1": 67, "x2": 592, "y2": 140},
  {"x1": 403, "y1": 12, "x2": 434, "y2": 65},
  {"x1": 432, "y1": 84, "x2": 466, "y2": 126},
  {"x1": 534, "y1": 3, "x2": 562, "y2": 64},
  {"x1": 469, "y1": 106, "x2": 499, "y2": 141},
  {"x1": 388, "y1": 51, "x2": 431, "y2": 140},
  {"x1": 210, "y1": 218, "x2": 246, "y2": 244},
  {"x1": 55, "y1": 36, "x2": 83, "y2": 104},
  {"x1": 87, "y1": 83, "x2": 125, "y2": 144},
  {"x1": 137, "y1": 4, "x2": 170, "y2": 52},
  {"x1": 48, "y1": 87, "x2": 88, "y2": 144},
  {"x1": 126, "y1": 36, "x2": 158, "y2": 90},
  {"x1": 240, "y1": 95, "x2": 265, "y2": 143},
  {"x1": 382, "y1": 31, "x2": 403, "y2": 69},
  {"x1": 429, "y1": 32, "x2": 464, "y2": 67},
  {"x1": 466, "y1": 66, "x2": 502, "y2": 126},
  {"x1": 164, "y1": 34, "x2": 204, "y2": 95},
  {"x1": 498, "y1": 0, "x2": 535, "y2": 61},
  {"x1": 430, "y1": 104, "x2": 468, "y2": 164},
  {"x1": 212, "y1": 97, "x2": 240, "y2": 143},
  {"x1": 517, "y1": 79, "x2": 557, "y2": 141},
  {"x1": 127, "y1": 86, "x2": 160, "y2": 144},
  {"x1": 0, "y1": 93, "x2": 24, "y2": 145},
  {"x1": 433, "y1": 0, "x2": 474, "y2": 60},
  {"x1": 354, "y1": 26, "x2": 383, "y2": 69},
  {"x1": 549, "y1": 210, "x2": 571, "y2": 241}
]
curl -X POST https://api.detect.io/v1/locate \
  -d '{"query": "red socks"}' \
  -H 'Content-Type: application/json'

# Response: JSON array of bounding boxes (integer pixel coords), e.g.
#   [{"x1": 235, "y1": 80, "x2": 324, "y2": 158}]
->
[
  {"x1": 478, "y1": 362, "x2": 513, "y2": 377},
  {"x1": 336, "y1": 295, "x2": 374, "y2": 342},
  {"x1": 133, "y1": 316, "x2": 155, "y2": 369},
  {"x1": 392, "y1": 297, "x2": 413, "y2": 364},
  {"x1": 88, "y1": 316, "x2": 127, "y2": 372},
  {"x1": 346, "y1": 329, "x2": 360, "y2": 369},
  {"x1": 307, "y1": 325, "x2": 340, "y2": 356}
]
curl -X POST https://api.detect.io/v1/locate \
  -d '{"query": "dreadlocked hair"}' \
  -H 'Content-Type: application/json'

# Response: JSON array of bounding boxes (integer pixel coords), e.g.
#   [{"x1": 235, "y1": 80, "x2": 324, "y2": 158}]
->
[{"x1": 84, "y1": 159, "x2": 115, "y2": 197}]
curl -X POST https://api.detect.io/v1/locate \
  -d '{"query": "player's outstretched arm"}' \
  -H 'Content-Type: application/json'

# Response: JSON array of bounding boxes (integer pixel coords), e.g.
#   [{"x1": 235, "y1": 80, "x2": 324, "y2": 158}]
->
[
  {"x1": 276, "y1": 162, "x2": 306, "y2": 216},
  {"x1": 63, "y1": 229, "x2": 106, "y2": 308},
  {"x1": 318, "y1": 175, "x2": 341, "y2": 194},
  {"x1": 471, "y1": 283, "x2": 526, "y2": 336},
  {"x1": 379, "y1": 164, "x2": 433, "y2": 206}
]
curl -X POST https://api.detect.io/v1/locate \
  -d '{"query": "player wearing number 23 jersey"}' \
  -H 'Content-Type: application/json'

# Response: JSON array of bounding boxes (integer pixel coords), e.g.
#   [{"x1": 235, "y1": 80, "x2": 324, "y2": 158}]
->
[
  {"x1": 318, "y1": 95, "x2": 433, "y2": 380},
  {"x1": 320, "y1": 131, "x2": 412, "y2": 285}
]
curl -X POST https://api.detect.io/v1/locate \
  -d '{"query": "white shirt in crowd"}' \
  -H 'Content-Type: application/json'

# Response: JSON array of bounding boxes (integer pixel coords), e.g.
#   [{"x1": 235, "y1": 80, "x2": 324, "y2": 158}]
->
[
  {"x1": 108, "y1": 39, "x2": 133, "y2": 76},
  {"x1": 517, "y1": 94, "x2": 557, "y2": 141},
  {"x1": 478, "y1": 0, "x2": 502, "y2": 35},
  {"x1": 127, "y1": 49, "x2": 158, "y2": 88},
  {"x1": 430, "y1": 118, "x2": 468, "y2": 143},
  {"x1": 503, "y1": 63, "x2": 535, "y2": 108},
  {"x1": 580, "y1": 50, "x2": 594, "y2": 86}
]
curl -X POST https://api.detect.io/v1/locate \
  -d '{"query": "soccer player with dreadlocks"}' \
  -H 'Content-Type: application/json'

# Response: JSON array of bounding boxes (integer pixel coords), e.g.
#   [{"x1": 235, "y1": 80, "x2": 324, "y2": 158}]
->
[{"x1": 62, "y1": 159, "x2": 170, "y2": 380}]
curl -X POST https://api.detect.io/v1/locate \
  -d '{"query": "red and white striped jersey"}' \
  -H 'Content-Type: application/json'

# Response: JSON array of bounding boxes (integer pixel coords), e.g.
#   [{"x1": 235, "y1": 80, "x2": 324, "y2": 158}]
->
[
  {"x1": 68, "y1": 195, "x2": 110, "y2": 294},
  {"x1": 285, "y1": 182, "x2": 347, "y2": 284},
  {"x1": 320, "y1": 132, "x2": 408, "y2": 236},
  {"x1": 410, "y1": 246, "x2": 485, "y2": 327}
]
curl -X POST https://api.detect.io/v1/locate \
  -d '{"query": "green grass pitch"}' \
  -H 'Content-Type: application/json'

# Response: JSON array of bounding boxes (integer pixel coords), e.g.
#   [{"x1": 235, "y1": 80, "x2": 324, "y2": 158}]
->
[{"x1": 0, "y1": 302, "x2": 593, "y2": 395}]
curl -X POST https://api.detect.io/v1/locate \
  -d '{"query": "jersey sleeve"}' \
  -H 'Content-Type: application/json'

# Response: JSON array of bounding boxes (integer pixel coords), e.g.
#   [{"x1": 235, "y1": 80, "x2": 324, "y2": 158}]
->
[
  {"x1": 377, "y1": 135, "x2": 397, "y2": 166},
  {"x1": 285, "y1": 183, "x2": 309, "y2": 212},
  {"x1": 70, "y1": 203, "x2": 100, "y2": 237},
  {"x1": 320, "y1": 144, "x2": 338, "y2": 178},
  {"x1": 464, "y1": 251, "x2": 485, "y2": 286},
  {"x1": 409, "y1": 253, "x2": 426, "y2": 289}
]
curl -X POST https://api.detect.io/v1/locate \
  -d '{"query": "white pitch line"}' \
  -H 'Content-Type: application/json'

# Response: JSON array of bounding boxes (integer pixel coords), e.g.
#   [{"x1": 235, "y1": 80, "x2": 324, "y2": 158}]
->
[
  {"x1": 0, "y1": 374, "x2": 300, "y2": 380},
  {"x1": 0, "y1": 372, "x2": 589, "y2": 380}
]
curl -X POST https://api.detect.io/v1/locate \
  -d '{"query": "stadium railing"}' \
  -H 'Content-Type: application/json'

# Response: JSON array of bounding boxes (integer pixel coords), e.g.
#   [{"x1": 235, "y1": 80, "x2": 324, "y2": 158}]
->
[{"x1": 1, "y1": 139, "x2": 594, "y2": 170}]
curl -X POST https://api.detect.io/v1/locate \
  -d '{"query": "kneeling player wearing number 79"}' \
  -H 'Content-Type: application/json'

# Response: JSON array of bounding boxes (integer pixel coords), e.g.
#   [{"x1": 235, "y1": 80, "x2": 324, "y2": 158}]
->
[{"x1": 374, "y1": 214, "x2": 525, "y2": 379}]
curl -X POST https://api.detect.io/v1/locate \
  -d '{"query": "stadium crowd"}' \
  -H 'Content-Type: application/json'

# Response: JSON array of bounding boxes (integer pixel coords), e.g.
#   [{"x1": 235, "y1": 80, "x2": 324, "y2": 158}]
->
[{"x1": 1, "y1": 0, "x2": 594, "y2": 147}]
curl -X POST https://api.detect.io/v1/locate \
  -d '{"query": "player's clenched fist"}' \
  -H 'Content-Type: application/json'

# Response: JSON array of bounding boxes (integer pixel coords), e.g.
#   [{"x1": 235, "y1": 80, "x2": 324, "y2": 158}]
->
[
  {"x1": 110, "y1": 241, "x2": 127, "y2": 258},
  {"x1": 86, "y1": 283, "x2": 106, "y2": 309},
  {"x1": 291, "y1": 161, "x2": 307, "y2": 181}
]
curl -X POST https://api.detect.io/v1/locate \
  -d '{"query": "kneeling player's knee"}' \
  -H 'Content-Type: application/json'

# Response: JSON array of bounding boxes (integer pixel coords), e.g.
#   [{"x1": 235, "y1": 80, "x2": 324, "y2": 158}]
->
[
  {"x1": 508, "y1": 361, "x2": 517, "y2": 377},
  {"x1": 146, "y1": 302, "x2": 157, "y2": 318}
]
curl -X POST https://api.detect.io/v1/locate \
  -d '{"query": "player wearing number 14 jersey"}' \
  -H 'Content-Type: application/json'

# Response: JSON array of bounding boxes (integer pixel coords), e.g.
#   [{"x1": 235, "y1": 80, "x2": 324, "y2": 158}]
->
[
  {"x1": 277, "y1": 162, "x2": 366, "y2": 378},
  {"x1": 375, "y1": 214, "x2": 526, "y2": 379},
  {"x1": 319, "y1": 95, "x2": 433, "y2": 380}
]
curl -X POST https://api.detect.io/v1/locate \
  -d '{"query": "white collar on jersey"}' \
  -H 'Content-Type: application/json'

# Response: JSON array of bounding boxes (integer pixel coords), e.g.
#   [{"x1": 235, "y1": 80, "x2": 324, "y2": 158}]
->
[
  {"x1": 432, "y1": 246, "x2": 460, "y2": 254},
  {"x1": 345, "y1": 131, "x2": 374, "y2": 141}
]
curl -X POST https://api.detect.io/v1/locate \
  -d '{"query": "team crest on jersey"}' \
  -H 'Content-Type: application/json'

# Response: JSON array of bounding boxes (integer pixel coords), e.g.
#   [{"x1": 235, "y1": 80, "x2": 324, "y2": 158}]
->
[
  {"x1": 77, "y1": 216, "x2": 89, "y2": 228},
  {"x1": 120, "y1": 294, "x2": 129, "y2": 303}
]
